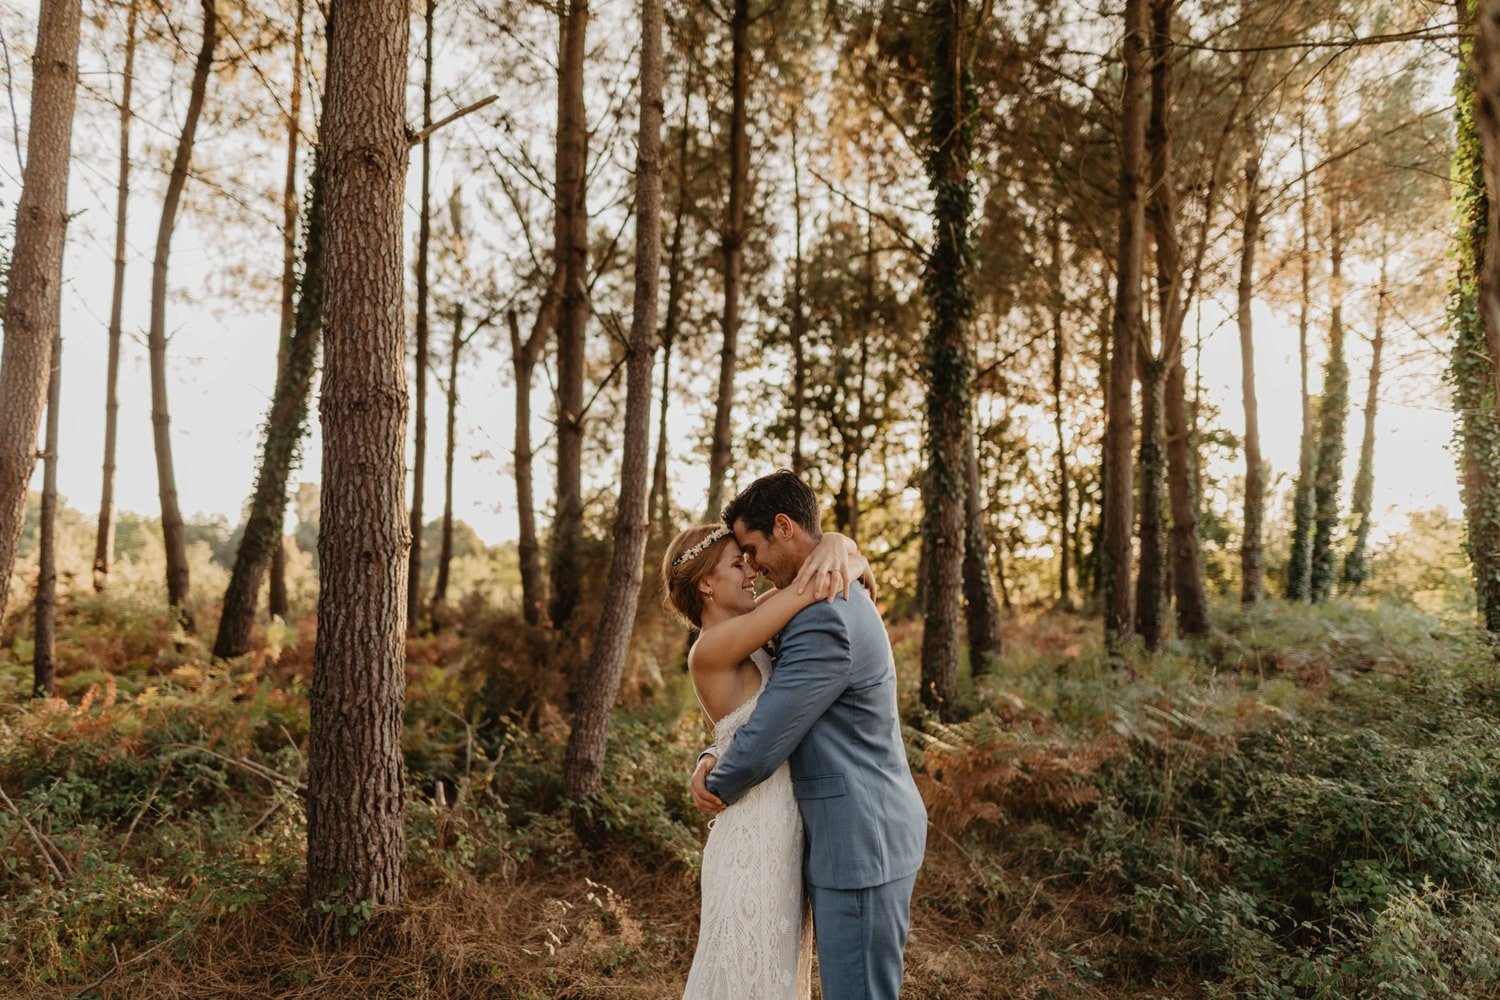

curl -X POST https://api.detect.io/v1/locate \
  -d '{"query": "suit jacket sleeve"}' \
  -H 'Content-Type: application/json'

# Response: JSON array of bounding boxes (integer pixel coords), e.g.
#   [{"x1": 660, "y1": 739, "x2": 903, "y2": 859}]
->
[{"x1": 704, "y1": 600, "x2": 852, "y2": 805}]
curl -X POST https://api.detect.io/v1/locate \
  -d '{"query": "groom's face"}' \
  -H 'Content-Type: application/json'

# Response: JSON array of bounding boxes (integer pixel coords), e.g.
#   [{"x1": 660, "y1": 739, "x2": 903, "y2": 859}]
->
[{"x1": 730, "y1": 517, "x2": 796, "y2": 590}]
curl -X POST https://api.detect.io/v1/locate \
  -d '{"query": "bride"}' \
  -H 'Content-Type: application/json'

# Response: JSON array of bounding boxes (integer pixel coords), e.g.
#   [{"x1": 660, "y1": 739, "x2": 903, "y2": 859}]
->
[{"x1": 660, "y1": 523, "x2": 873, "y2": 1000}]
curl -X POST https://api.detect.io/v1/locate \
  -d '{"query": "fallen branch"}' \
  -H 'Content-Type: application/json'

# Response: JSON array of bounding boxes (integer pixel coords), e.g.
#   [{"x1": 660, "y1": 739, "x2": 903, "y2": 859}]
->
[
  {"x1": 71, "y1": 927, "x2": 186, "y2": 998},
  {"x1": 0, "y1": 781, "x2": 71, "y2": 881}
]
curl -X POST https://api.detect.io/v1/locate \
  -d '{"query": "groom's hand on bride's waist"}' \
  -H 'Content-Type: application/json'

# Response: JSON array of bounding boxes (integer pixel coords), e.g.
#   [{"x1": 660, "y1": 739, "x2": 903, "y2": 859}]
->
[{"x1": 690, "y1": 754, "x2": 727, "y2": 815}]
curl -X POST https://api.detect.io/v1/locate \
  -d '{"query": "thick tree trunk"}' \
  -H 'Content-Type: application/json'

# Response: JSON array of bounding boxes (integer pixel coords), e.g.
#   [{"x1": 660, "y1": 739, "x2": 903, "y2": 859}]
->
[
  {"x1": 0, "y1": 0, "x2": 82, "y2": 624},
  {"x1": 1049, "y1": 211, "x2": 1071, "y2": 606},
  {"x1": 305, "y1": 0, "x2": 411, "y2": 911},
  {"x1": 1238, "y1": 158, "x2": 1264, "y2": 604},
  {"x1": 649, "y1": 70, "x2": 693, "y2": 540},
  {"x1": 148, "y1": 0, "x2": 217, "y2": 632},
  {"x1": 562, "y1": 0, "x2": 662, "y2": 810},
  {"x1": 1474, "y1": 0, "x2": 1500, "y2": 410},
  {"x1": 214, "y1": 157, "x2": 326, "y2": 660},
  {"x1": 1102, "y1": 0, "x2": 1149, "y2": 651},
  {"x1": 1286, "y1": 119, "x2": 1316, "y2": 600},
  {"x1": 1342, "y1": 246, "x2": 1387, "y2": 593},
  {"x1": 34, "y1": 333, "x2": 62, "y2": 698},
  {"x1": 94, "y1": 0, "x2": 138, "y2": 593},
  {"x1": 406, "y1": 0, "x2": 436, "y2": 634},
  {"x1": 1310, "y1": 193, "x2": 1348, "y2": 603},
  {"x1": 1453, "y1": 4, "x2": 1500, "y2": 630},
  {"x1": 268, "y1": 0, "x2": 305, "y2": 621},
  {"x1": 962, "y1": 427, "x2": 1002, "y2": 673},
  {"x1": 704, "y1": 0, "x2": 750, "y2": 520},
  {"x1": 919, "y1": 0, "x2": 975, "y2": 720},
  {"x1": 1134, "y1": 361, "x2": 1167, "y2": 649},
  {"x1": 1146, "y1": 0, "x2": 1208, "y2": 636},
  {"x1": 548, "y1": 0, "x2": 591, "y2": 631},
  {"x1": 433, "y1": 304, "x2": 463, "y2": 613}
]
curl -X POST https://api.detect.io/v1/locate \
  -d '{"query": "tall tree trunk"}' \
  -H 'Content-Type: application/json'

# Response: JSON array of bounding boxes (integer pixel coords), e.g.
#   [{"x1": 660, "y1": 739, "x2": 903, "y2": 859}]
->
[
  {"x1": 919, "y1": 0, "x2": 975, "y2": 720},
  {"x1": 649, "y1": 68, "x2": 693, "y2": 541},
  {"x1": 1049, "y1": 210, "x2": 1071, "y2": 606},
  {"x1": 1342, "y1": 244, "x2": 1387, "y2": 593},
  {"x1": 1102, "y1": 0, "x2": 1149, "y2": 651},
  {"x1": 34, "y1": 333, "x2": 62, "y2": 698},
  {"x1": 214, "y1": 157, "x2": 326, "y2": 659},
  {"x1": 306, "y1": 0, "x2": 411, "y2": 911},
  {"x1": 548, "y1": 0, "x2": 591, "y2": 631},
  {"x1": 1452, "y1": 1, "x2": 1500, "y2": 631},
  {"x1": 1474, "y1": 0, "x2": 1500, "y2": 411},
  {"x1": 562, "y1": 0, "x2": 662, "y2": 811},
  {"x1": 1238, "y1": 157, "x2": 1265, "y2": 604},
  {"x1": 704, "y1": 0, "x2": 750, "y2": 520},
  {"x1": 268, "y1": 0, "x2": 305, "y2": 622},
  {"x1": 0, "y1": 0, "x2": 82, "y2": 624},
  {"x1": 1146, "y1": 0, "x2": 1208, "y2": 636},
  {"x1": 1134, "y1": 360, "x2": 1167, "y2": 649},
  {"x1": 510, "y1": 282, "x2": 560, "y2": 627},
  {"x1": 790, "y1": 113, "x2": 807, "y2": 478},
  {"x1": 94, "y1": 0, "x2": 138, "y2": 593},
  {"x1": 433, "y1": 303, "x2": 463, "y2": 614},
  {"x1": 962, "y1": 426, "x2": 1002, "y2": 673},
  {"x1": 148, "y1": 0, "x2": 217, "y2": 632},
  {"x1": 406, "y1": 0, "x2": 436, "y2": 634},
  {"x1": 1310, "y1": 192, "x2": 1348, "y2": 603},
  {"x1": 1286, "y1": 117, "x2": 1316, "y2": 600}
]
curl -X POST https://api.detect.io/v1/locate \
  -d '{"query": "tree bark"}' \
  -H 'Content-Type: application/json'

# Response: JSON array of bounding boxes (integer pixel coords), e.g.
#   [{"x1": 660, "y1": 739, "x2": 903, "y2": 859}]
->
[
  {"x1": 562, "y1": 0, "x2": 662, "y2": 810},
  {"x1": 214, "y1": 155, "x2": 326, "y2": 660},
  {"x1": 650, "y1": 67, "x2": 693, "y2": 541},
  {"x1": 1102, "y1": 0, "x2": 1149, "y2": 652},
  {"x1": 510, "y1": 281, "x2": 560, "y2": 627},
  {"x1": 305, "y1": 0, "x2": 411, "y2": 911},
  {"x1": 548, "y1": 0, "x2": 591, "y2": 631},
  {"x1": 1286, "y1": 116, "x2": 1316, "y2": 600},
  {"x1": 1237, "y1": 157, "x2": 1264, "y2": 604},
  {"x1": 268, "y1": 0, "x2": 305, "y2": 621},
  {"x1": 790, "y1": 113, "x2": 807, "y2": 478},
  {"x1": 406, "y1": 0, "x2": 436, "y2": 634},
  {"x1": 1146, "y1": 0, "x2": 1208, "y2": 636},
  {"x1": 34, "y1": 332, "x2": 62, "y2": 698},
  {"x1": 962, "y1": 426, "x2": 1002, "y2": 673},
  {"x1": 919, "y1": 0, "x2": 975, "y2": 720},
  {"x1": 94, "y1": 0, "x2": 138, "y2": 593},
  {"x1": 148, "y1": 0, "x2": 217, "y2": 632},
  {"x1": 1474, "y1": 0, "x2": 1500, "y2": 411},
  {"x1": 1310, "y1": 191, "x2": 1348, "y2": 603},
  {"x1": 704, "y1": 0, "x2": 750, "y2": 520},
  {"x1": 1049, "y1": 210, "x2": 1071, "y2": 606},
  {"x1": 1134, "y1": 360, "x2": 1167, "y2": 649},
  {"x1": 0, "y1": 0, "x2": 82, "y2": 625},
  {"x1": 1342, "y1": 244, "x2": 1387, "y2": 593},
  {"x1": 433, "y1": 303, "x2": 463, "y2": 613}
]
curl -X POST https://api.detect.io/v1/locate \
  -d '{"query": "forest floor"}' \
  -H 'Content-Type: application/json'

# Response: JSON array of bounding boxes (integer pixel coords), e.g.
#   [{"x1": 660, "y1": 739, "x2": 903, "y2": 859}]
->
[{"x1": 3, "y1": 592, "x2": 1500, "y2": 998}]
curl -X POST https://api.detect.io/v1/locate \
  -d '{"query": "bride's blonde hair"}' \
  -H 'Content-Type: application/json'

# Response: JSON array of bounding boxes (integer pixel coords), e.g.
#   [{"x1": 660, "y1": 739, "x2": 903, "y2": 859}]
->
[{"x1": 661, "y1": 524, "x2": 735, "y2": 629}]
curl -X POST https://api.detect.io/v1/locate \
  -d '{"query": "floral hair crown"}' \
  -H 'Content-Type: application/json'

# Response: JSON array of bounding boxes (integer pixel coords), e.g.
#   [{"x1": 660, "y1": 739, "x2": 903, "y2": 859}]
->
[{"x1": 673, "y1": 526, "x2": 730, "y2": 568}]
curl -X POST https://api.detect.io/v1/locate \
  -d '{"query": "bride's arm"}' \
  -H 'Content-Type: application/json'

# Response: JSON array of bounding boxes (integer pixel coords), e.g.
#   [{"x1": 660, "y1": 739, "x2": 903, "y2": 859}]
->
[{"x1": 692, "y1": 532, "x2": 870, "y2": 674}]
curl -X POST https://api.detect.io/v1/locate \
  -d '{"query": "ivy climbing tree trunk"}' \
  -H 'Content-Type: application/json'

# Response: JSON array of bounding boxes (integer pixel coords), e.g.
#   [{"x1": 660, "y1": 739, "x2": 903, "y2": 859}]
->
[
  {"x1": 1310, "y1": 192, "x2": 1348, "y2": 603},
  {"x1": 215, "y1": 156, "x2": 326, "y2": 660},
  {"x1": 1474, "y1": 0, "x2": 1500, "y2": 411},
  {"x1": 149, "y1": 0, "x2": 217, "y2": 632},
  {"x1": 1102, "y1": 0, "x2": 1148, "y2": 653},
  {"x1": 306, "y1": 0, "x2": 411, "y2": 912},
  {"x1": 0, "y1": 0, "x2": 82, "y2": 625},
  {"x1": 562, "y1": 0, "x2": 662, "y2": 814},
  {"x1": 1238, "y1": 157, "x2": 1265, "y2": 605},
  {"x1": 1452, "y1": 0, "x2": 1500, "y2": 631},
  {"x1": 705, "y1": 0, "x2": 750, "y2": 521},
  {"x1": 548, "y1": 0, "x2": 590, "y2": 632},
  {"x1": 1286, "y1": 117, "x2": 1316, "y2": 600},
  {"x1": 1342, "y1": 244, "x2": 1387, "y2": 594},
  {"x1": 94, "y1": 0, "x2": 138, "y2": 593},
  {"x1": 919, "y1": 0, "x2": 976, "y2": 720},
  {"x1": 34, "y1": 332, "x2": 62, "y2": 699}
]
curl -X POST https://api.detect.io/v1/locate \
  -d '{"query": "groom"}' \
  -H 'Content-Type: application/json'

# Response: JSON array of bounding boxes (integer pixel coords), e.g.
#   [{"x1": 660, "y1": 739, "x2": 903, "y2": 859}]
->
[{"x1": 690, "y1": 470, "x2": 928, "y2": 999}]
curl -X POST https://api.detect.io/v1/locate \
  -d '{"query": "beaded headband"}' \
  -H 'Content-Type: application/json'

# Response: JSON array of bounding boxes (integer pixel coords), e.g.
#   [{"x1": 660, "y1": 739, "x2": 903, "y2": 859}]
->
[{"x1": 673, "y1": 526, "x2": 730, "y2": 568}]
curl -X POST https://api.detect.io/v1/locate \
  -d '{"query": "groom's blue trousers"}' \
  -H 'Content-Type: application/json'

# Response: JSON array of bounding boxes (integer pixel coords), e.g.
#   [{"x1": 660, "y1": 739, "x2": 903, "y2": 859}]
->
[{"x1": 807, "y1": 871, "x2": 918, "y2": 1000}]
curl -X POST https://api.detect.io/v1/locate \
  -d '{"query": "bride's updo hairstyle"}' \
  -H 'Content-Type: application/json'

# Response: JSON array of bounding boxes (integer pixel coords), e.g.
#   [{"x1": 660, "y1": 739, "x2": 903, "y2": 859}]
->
[{"x1": 662, "y1": 524, "x2": 735, "y2": 629}]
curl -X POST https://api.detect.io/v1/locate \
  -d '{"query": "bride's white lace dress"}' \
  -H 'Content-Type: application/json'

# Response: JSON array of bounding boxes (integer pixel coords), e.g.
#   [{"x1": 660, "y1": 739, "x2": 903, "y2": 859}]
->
[{"x1": 684, "y1": 648, "x2": 813, "y2": 1000}]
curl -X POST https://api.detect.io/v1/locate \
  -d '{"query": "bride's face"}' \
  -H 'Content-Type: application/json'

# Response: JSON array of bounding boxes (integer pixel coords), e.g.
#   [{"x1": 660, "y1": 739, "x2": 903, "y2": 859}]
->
[{"x1": 701, "y1": 540, "x2": 758, "y2": 616}]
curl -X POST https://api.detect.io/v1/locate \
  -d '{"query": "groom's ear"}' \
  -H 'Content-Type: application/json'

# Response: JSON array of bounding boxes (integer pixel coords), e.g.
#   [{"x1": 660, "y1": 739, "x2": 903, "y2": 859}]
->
[{"x1": 774, "y1": 513, "x2": 794, "y2": 541}]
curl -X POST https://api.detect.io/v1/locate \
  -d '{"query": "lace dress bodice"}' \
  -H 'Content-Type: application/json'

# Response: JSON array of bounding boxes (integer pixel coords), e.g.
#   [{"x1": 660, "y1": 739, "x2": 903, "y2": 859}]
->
[{"x1": 684, "y1": 648, "x2": 812, "y2": 1000}]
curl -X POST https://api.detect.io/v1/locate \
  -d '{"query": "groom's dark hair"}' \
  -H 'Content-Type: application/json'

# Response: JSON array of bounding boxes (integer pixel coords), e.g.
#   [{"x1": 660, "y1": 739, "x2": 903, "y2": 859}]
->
[{"x1": 722, "y1": 469, "x2": 821, "y2": 538}]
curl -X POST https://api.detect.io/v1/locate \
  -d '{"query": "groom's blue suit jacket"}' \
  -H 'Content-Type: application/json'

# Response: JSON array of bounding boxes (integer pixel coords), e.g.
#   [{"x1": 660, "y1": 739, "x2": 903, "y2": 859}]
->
[{"x1": 705, "y1": 582, "x2": 928, "y2": 891}]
